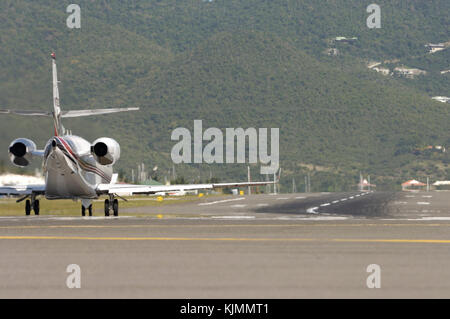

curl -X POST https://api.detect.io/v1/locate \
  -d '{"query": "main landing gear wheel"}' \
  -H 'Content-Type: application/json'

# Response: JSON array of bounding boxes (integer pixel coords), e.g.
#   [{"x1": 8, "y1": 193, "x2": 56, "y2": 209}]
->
[
  {"x1": 113, "y1": 199, "x2": 119, "y2": 216},
  {"x1": 104, "y1": 199, "x2": 110, "y2": 216},
  {"x1": 25, "y1": 194, "x2": 39, "y2": 216},
  {"x1": 88, "y1": 204, "x2": 93, "y2": 217},
  {"x1": 25, "y1": 200, "x2": 31, "y2": 216},
  {"x1": 104, "y1": 198, "x2": 119, "y2": 217},
  {"x1": 33, "y1": 200, "x2": 40, "y2": 215}
]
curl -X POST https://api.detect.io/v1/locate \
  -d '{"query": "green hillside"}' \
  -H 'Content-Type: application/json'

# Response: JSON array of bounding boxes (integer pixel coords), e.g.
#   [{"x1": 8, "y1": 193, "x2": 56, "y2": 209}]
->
[{"x1": 0, "y1": 0, "x2": 449, "y2": 191}]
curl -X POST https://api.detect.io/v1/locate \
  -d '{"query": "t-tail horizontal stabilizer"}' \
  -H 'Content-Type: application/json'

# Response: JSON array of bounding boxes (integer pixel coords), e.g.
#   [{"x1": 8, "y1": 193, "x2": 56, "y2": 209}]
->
[
  {"x1": 61, "y1": 107, "x2": 139, "y2": 118},
  {"x1": 0, "y1": 110, "x2": 51, "y2": 116},
  {"x1": 0, "y1": 107, "x2": 139, "y2": 118}
]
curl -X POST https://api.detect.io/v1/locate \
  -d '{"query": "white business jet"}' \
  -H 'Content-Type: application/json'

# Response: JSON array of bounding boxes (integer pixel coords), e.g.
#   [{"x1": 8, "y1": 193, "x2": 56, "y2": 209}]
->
[{"x1": 0, "y1": 53, "x2": 275, "y2": 216}]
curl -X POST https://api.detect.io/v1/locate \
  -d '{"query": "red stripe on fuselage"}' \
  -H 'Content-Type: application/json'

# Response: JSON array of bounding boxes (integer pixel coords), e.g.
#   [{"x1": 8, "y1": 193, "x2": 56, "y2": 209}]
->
[{"x1": 55, "y1": 136, "x2": 110, "y2": 182}]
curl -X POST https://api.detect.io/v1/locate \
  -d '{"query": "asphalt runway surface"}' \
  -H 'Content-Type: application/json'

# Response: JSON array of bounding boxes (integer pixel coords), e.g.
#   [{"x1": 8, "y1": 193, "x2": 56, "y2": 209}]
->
[{"x1": 1, "y1": 190, "x2": 450, "y2": 298}]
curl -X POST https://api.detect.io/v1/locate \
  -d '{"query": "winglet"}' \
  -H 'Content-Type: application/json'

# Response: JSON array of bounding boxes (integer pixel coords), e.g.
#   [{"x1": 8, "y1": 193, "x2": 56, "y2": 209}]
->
[{"x1": 110, "y1": 173, "x2": 118, "y2": 184}]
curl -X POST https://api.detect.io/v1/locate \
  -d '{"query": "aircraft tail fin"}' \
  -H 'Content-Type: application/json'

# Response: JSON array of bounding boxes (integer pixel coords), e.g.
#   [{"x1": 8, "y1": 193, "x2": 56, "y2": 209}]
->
[
  {"x1": 51, "y1": 52, "x2": 63, "y2": 136},
  {"x1": 1, "y1": 53, "x2": 140, "y2": 135},
  {"x1": 50, "y1": 53, "x2": 139, "y2": 133}
]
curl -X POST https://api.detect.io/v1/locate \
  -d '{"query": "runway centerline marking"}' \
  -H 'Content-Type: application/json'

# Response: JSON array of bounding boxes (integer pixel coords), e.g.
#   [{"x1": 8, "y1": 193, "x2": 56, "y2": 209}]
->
[
  {"x1": 198, "y1": 198, "x2": 245, "y2": 206},
  {"x1": 305, "y1": 192, "x2": 370, "y2": 214}
]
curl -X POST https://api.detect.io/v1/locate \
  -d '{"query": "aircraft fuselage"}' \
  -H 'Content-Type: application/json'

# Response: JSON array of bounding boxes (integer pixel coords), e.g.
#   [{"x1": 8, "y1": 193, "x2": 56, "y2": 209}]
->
[{"x1": 43, "y1": 135, "x2": 112, "y2": 200}]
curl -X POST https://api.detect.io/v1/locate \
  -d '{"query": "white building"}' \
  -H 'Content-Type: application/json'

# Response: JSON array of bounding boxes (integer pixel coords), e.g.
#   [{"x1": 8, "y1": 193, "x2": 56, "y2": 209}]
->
[
  {"x1": 372, "y1": 67, "x2": 390, "y2": 75},
  {"x1": 0, "y1": 173, "x2": 44, "y2": 186},
  {"x1": 425, "y1": 43, "x2": 446, "y2": 54},
  {"x1": 393, "y1": 67, "x2": 427, "y2": 78},
  {"x1": 431, "y1": 96, "x2": 450, "y2": 103}
]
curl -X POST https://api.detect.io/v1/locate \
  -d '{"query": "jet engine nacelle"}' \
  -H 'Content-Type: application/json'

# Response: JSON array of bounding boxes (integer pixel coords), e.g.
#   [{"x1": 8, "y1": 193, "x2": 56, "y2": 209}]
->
[
  {"x1": 91, "y1": 137, "x2": 120, "y2": 165},
  {"x1": 8, "y1": 138, "x2": 37, "y2": 167}
]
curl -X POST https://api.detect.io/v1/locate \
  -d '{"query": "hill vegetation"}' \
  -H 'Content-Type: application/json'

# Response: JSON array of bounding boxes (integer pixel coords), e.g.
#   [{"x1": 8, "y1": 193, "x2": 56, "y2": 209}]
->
[{"x1": 0, "y1": 0, "x2": 448, "y2": 191}]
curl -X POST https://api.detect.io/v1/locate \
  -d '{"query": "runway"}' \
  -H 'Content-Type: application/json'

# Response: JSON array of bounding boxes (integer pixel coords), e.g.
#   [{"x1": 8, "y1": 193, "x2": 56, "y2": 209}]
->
[{"x1": 0, "y1": 191, "x2": 450, "y2": 298}]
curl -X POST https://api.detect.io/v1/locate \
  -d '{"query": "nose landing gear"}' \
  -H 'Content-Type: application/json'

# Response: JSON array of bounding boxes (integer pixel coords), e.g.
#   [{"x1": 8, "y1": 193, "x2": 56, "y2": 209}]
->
[
  {"x1": 81, "y1": 204, "x2": 93, "y2": 217},
  {"x1": 81, "y1": 199, "x2": 93, "y2": 217}
]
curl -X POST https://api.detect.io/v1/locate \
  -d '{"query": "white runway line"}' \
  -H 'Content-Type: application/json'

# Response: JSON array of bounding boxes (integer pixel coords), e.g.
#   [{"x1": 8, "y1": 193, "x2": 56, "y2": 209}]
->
[
  {"x1": 306, "y1": 192, "x2": 365, "y2": 214},
  {"x1": 211, "y1": 215, "x2": 256, "y2": 220},
  {"x1": 276, "y1": 216, "x2": 349, "y2": 221},
  {"x1": 295, "y1": 196, "x2": 305, "y2": 199},
  {"x1": 276, "y1": 197, "x2": 289, "y2": 200},
  {"x1": 302, "y1": 216, "x2": 349, "y2": 221},
  {"x1": 417, "y1": 202, "x2": 430, "y2": 205},
  {"x1": 382, "y1": 217, "x2": 450, "y2": 221},
  {"x1": 198, "y1": 197, "x2": 246, "y2": 206},
  {"x1": 306, "y1": 207, "x2": 319, "y2": 214},
  {"x1": 256, "y1": 203, "x2": 269, "y2": 207},
  {"x1": 229, "y1": 204, "x2": 247, "y2": 208},
  {"x1": 419, "y1": 217, "x2": 450, "y2": 221}
]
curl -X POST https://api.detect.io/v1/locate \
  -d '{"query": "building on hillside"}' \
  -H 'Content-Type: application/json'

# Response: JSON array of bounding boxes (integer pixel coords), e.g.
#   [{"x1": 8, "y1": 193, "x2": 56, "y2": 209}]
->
[
  {"x1": 393, "y1": 67, "x2": 427, "y2": 79},
  {"x1": 325, "y1": 48, "x2": 339, "y2": 56},
  {"x1": 425, "y1": 43, "x2": 446, "y2": 53},
  {"x1": 432, "y1": 181, "x2": 450, "y2": 190},
  {"x1": 372, "y1": 67, "x2": 390, "y2": 75},
  {"x1": 367, "y1": 62, "x2": 381, "y2": 69},
  {"x1": 432, "y1": 96, "x2": 450, "y2": 103},
  {"x1": 401, "y1": 179, "x2": 426, "y2": 191},
  {"x1": 334, "y1": 36, "x2": 358, "y2": 43}
]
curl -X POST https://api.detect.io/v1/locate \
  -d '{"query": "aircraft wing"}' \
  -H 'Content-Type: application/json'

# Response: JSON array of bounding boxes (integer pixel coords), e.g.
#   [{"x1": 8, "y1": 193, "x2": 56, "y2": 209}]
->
[
  {"x1": 96, "y1": 181, "x2": 276, "y2": 196},
  {"x1": 0, "y1": 184, "x2": 46, "y2": 196}
]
